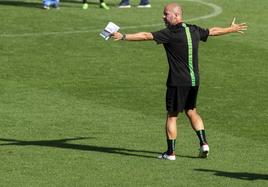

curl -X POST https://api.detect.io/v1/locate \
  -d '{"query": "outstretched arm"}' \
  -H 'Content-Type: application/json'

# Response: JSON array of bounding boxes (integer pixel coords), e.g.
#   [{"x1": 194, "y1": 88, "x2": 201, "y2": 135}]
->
[
  {"x1": 112, "y1": 32, "x2": 154, "y2": 41},
  {"x1": 209, "y1": 18, "x2": 248, "y2": 36}
]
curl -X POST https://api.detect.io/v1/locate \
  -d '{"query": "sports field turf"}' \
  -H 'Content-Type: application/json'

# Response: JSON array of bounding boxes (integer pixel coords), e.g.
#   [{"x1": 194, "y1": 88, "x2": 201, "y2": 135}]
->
[{"x1": 0, "y1": 0, "x2": 267, "y2": 186}]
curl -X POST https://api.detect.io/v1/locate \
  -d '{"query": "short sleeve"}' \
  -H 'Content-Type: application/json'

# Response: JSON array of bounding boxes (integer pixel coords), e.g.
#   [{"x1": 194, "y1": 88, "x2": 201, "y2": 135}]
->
[
  {"x1": 196, "y1": 25, "x2": 209, "y2": 42},
  {"x1": 151, "y1": 28, "x2": 171, "y2": 44}
]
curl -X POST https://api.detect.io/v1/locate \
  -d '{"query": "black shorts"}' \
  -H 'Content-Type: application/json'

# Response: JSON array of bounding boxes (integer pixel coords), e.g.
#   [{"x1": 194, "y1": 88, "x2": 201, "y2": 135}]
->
[{"x1": 166, "y1": 86, "x2": 199, "y2": 116}]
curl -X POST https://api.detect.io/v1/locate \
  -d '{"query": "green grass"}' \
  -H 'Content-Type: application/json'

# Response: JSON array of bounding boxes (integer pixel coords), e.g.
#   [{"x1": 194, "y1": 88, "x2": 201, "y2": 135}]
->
[{"x1": 0, "y1": 0, "x2": 267, "y2": 186}]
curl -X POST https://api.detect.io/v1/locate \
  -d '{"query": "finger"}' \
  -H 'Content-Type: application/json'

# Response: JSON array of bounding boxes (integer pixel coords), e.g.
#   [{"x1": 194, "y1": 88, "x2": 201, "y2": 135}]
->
[
  {"x1": 238, "y1": 31, "x2": 244, "y2": 34},
  {"x1": 240, "y1": 26, "x2": 248, "y2": 29},
  {"x1": 239, "y1": 25, "x2": 248, "y2": 28},
  {"x1": 238, "y1": 25, "x2": 247, "y2": 30},
  {"x1": 232, "y1": 17, "x2": 236, "y2": 25}
]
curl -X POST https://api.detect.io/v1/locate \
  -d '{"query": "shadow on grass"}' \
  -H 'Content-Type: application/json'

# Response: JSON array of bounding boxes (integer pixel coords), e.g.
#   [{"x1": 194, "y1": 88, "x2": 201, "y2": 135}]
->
[
  {"x1": 0, "y1": 137, "x2": 161, "y2": 159},
  {"x1": 0, "y1": 0, "x2": 41, "y2": 8},
  {"x1": 194, "y1": 169, "x2": 268, "y2": 181},
  {"x1": 177, "y1": 154, "x2": 199, "y2": 159}
]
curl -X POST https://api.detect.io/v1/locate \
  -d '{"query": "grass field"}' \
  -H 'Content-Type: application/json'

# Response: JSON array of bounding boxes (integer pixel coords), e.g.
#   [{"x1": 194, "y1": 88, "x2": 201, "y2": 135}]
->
[{"x1": 0, "y1": 0, "x2": 267, "y2": 186}]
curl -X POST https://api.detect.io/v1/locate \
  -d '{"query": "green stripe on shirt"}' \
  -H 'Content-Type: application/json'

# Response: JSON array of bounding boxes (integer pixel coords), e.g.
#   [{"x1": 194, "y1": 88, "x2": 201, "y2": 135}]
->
[{"x1": 182, "y1": 23, "x2": 196, "y2": 86}]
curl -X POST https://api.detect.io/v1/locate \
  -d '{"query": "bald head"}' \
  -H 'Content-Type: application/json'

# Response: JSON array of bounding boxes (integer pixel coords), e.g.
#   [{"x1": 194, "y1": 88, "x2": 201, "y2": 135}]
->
[
  {"x1": 165, "y1": 3, "x2": 183, "y2": 16},
  {"x1": 163, "y1": 3, "x2": 183, "y2": 26}
]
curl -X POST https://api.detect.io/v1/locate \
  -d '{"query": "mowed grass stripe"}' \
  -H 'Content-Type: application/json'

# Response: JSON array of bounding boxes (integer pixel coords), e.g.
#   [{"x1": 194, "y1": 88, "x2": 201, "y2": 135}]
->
[{"x1": 0, "y1": 0, "x2": 268, "y2": 186}]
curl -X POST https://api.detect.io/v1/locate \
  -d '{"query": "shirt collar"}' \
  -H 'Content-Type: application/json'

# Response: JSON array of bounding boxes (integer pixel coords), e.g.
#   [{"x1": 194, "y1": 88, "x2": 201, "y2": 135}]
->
[{"x1": 167, "y1": 22, "x2": 184, "y2": 31}]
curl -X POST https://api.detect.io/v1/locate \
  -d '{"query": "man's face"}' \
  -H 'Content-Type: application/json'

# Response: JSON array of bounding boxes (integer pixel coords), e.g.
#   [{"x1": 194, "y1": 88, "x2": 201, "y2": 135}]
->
[{"x1": 163, "y1": 7, "x2": 176, "y2": 26}]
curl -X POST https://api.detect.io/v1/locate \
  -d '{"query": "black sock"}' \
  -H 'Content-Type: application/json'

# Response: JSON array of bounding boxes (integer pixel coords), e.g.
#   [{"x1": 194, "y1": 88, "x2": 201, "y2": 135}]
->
[
  {"x1": 196, "y1": 130, "x2": 207, "y2": 146},
  {"x1": 167, "y1": 139, "x2": 176, "y2": 155}
]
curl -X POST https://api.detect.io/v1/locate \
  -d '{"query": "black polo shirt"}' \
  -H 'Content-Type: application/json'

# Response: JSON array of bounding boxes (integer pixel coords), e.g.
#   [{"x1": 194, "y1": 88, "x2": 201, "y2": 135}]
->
[{"x1": 152, "y1": 23, "x2": 209, "y2": 86}]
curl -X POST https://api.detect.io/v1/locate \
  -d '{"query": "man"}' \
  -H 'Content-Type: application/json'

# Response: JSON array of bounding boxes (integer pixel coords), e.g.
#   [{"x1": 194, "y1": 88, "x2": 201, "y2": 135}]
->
[
  {"x1": 43, "y1": 0, "x2": 59, "y2": 9},
  {"x1": 118, "y1": 0, "x2": 151, "y2": 8},
  {"x1": 112, "y1": 3, "x2": 247, "y2": 160}
]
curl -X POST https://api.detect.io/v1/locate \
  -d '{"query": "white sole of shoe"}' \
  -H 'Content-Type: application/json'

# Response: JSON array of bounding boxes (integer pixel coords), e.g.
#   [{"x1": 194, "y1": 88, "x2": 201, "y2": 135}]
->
[
  {"x1": 199, "y1": 144, "x2": 209, "y2": 158},
  {"x1": 158, "y1": 154, "x2": 176, "y2": 161},
  {"x1": 118, "y1": 5, "x2": 131, "y2": 8},
  {"x1": 137, "y1": 4, "x2": 151, "y2": 8},
  {"x1": 199, "y1": 151, "x2": 209, "y2": 158}
]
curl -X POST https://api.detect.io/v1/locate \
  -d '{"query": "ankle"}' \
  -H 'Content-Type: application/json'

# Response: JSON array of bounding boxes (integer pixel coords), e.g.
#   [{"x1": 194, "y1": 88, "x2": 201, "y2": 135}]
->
[{"x1": 166, "y1": 151, "x2": 175, "y2": 156}]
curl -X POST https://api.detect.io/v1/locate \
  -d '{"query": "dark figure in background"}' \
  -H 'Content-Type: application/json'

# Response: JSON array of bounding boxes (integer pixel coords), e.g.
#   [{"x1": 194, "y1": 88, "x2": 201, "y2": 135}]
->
[
  {"x1": 82, "y1": 0, "x2": 109, "y2": 10},
  {"x1": 118, "y1": 0, "x2": 151, "y2": 8}
]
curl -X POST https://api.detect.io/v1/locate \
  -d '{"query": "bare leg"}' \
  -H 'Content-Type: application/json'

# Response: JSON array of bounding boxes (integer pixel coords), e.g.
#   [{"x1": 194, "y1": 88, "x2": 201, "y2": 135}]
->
[
  {"x1": 163, "y1": 114, "x2": 177, "y2": 157},
  {"x1": 185, "y1": 108, "x2": 209, "y2": 158},
  {"x1": 158, "y1": 114, "x2": 177, "y2": 160},
  {"x1": 166, "y1": 114, "x2": 177, "y2": 140},
  {"x1": 185, "y1": 108, "x2": 204, "y2": 131}
]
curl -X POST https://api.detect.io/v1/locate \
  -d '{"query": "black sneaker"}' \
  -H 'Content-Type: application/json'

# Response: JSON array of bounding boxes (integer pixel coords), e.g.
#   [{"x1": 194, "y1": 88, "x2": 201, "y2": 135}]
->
[
  {"x1": 118, "y1": 0, "x2": 131, "y2": 8},
  {"x1": 137, "y1": 1, "x2": 151, "y2": 8}
]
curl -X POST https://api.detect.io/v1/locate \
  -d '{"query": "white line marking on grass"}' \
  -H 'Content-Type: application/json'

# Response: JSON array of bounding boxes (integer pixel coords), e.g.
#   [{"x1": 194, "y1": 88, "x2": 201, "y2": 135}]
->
[{"x1": 0, "y1": 0, "x2": 222, "y2": 38}]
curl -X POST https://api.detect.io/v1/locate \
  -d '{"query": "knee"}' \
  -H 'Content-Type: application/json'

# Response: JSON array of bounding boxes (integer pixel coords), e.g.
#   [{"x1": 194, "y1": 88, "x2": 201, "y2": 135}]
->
[
  {"x1": 168, "y1": 116, "x2": 177, "y2": 122},
  {"x1": 185, "y1": 109, "x2": 198, "y2": 118},
  {"x1": 167, "y1": 115, "x2": 177, "y2": 124}
]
